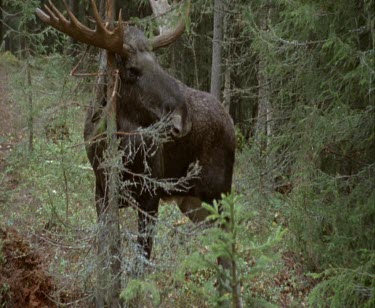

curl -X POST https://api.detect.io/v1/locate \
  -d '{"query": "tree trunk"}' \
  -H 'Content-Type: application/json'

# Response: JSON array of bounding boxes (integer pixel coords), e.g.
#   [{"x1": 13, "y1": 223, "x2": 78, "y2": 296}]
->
[
  {"x1": 210, "y1": 0, "x2": 224, "y2": 101},
  {"x1": 254, "y1": 6, "x2": 273, "y2": 188},
  {"x1": 95, "y1": 1, "x2": 121, "y2": 306},
  {"x1": 0, "y1": 0, "x2": 3, "y2": 49},
  {"x1": 223, "y1": 12, "x2": 231, "y2": 112},
  {"x1": 223, "y1": 58, "x2": 231, "y2": 112}
]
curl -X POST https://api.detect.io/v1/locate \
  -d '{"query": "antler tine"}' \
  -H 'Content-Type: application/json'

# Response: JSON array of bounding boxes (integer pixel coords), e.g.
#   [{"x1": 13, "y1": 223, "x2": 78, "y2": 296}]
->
[
  {"x1": 43, "y1": 4, "x2": 58, "y2": 21},
  {"x1": 48, "y1": 0, "x2": 69, "y2": 24},
  {"x1": 62, "y1": 0, "x2": 93, "y2": 34},
  {"x1": 117, "y1": 9, "x2": 123, "y2": 34},
  {"x1": 36, "y1": 0, "x2": 128, "y2": 56},
  {"x1": 89, "y1": 0, "x2": 107, "y2": 33},
  {"x1": 149, "y1": 0, "x2": 191, "y2": 50}
]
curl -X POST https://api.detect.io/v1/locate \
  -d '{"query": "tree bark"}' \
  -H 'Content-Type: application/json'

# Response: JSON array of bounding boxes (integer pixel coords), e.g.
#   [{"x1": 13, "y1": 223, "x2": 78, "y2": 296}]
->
[
  {"x1": 210, "y1": 0, "x2": 224, "y2": 101},
  {"x1": 0, "y1": 0, "x2": 3, "y2": 49},
  {"x1": 223, "y1": 58, "x2": 231, "y2": 112},
  {"x1": 254, "y1": 5, "x2": 273, "y2": 189},
  {"x1": 95, "y1": 1, "x2": 121, "y2": 306},
  {"x1": 223, "y1": 12, "x2": 231, "y2": 112}
]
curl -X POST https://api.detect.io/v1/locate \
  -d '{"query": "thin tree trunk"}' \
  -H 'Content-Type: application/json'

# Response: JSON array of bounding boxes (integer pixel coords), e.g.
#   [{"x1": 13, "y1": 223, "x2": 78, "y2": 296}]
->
[
  {"x1": 255, "y1": 6, "x2": 273, "y2": 189},
  {"x1": 190, "y1": 37, "x2": 200, "y2": 89},
  {"x1": 95, "y1": 0, "x2": 121, "y2": 306},
  {"x1": 229, "y1": 200, "x2": 243, "y2": 308},
  {"x1": 210, "y1": 0, "x2": 224, "y2": 101},
  {"x1": 223, "y1": 57, "x2": 231, "y2": 112},
  {"x1": 223, "y1": 10, "x2": 231, "y2": 112},
  {"x1": 0, "y1": 0, "x2": 3, "y2": 48},
  {"x1": 94, "y1": 50, "x2": 107, "y2": 308}
]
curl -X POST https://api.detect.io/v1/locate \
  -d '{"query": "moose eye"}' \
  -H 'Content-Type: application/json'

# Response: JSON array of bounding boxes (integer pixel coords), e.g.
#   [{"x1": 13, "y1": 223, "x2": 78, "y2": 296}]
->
[{"x1": 127, "y1": 67, "x2": 141, "y2": 82}]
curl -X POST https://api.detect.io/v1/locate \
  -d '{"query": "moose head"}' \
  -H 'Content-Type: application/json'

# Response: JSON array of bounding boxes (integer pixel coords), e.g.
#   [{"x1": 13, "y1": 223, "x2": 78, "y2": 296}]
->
[{"x1": 36, "y1": 0, "x2": 191, "y2": 137}]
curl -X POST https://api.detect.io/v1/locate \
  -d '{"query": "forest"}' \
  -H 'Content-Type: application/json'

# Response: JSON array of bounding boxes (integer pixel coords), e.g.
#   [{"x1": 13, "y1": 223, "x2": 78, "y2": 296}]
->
[{"x1": 0, "y1": 0, "x2": 374, "y2": 307}]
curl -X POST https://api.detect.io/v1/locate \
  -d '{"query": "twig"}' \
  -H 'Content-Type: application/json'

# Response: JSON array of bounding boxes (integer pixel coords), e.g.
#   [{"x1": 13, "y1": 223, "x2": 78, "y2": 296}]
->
[{"x1": 70, "y1": 45, "x2": 105, "y2": 78}]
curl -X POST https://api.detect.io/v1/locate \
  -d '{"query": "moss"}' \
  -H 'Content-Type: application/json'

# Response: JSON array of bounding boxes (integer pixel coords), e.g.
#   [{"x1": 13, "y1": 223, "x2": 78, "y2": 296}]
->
[{"x1": 0, "y1": 52, "x2": 20, "y2": 68}]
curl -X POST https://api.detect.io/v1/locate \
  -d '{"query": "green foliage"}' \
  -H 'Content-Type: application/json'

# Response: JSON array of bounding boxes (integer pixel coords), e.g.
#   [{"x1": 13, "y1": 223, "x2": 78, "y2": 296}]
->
[
  {"x1": 155, "y1": 0, "x2": 213, "y2": 90},
  {"x1": 0, "y1": 282, "x2": 10, "y2": 308},
  {"x1": 240, "y1": 0, "x2": 375, "y2": 305},
  {"x1": 4, "y1": 54, "x2": 94, "y2": 228},
  {"x1": 3, "y1": 0, "x2": 41, "y2": 53},
  {"x1": 235, "y1": 127, "x2": 246, "y2": 152},
  {"x1": 0, "y1": 240, "x2": 9, "y2": 307},
  {"x1": 0, "y1": 54, "x2": 96, "y2": 303},
  {"x1": 118, "y1": 193, "x2": 284, "y2": 307},
  {"x1": 121, "y1": 279, "x2": 161, "y2": 307},
  {"x1": 13, "y1": 138, "x2": 95, "y2": 228},
  {"x1": 178, "y1": 194, "x2": 284, "y2": 306},
  {"x1": 3, "y1": 0, "x2": 66, "y2": 55},
  {"x1": 308, "y1": 250, "x2": 375, "y2": 307},
  {"x1": 0, "y1": 51, "x2": 20, "y2": 67},
  {"x1": 0, "y1": 241, "x2": 4, "y2": 265}
]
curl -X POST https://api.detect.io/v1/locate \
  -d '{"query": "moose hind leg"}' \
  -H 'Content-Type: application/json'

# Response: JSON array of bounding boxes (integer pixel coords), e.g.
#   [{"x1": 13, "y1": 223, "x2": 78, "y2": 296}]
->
[{"x1": 176, "y1": 196, "x2": 212, "y2": 223}]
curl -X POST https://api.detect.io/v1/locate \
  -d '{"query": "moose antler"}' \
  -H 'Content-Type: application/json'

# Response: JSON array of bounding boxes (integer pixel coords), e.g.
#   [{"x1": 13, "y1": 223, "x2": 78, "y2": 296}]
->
[
  {"x1": 36, "y1": 0, "x2": 128, "y2": 55},
  {"x1": 149, "y1": 0, "x2": 191, "y2": 50}
]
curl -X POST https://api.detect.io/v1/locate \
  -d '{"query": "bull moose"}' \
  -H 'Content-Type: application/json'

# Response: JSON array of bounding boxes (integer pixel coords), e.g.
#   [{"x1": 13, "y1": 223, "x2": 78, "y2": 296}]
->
[{"x1": 36, "y1": 0, "x2": 235, "y2": 263}]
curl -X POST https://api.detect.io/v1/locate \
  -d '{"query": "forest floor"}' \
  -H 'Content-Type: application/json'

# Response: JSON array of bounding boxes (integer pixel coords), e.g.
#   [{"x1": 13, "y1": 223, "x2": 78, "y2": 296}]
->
[
  {"x1": 0, "y1": 61, "x2": 35, "y2": 214},
  {"x1": 0, "y1": 64, "x2": 59, "y2": 307},
  {"x1": 0, "y1": 64, "x2": 18, "y2": 169}
]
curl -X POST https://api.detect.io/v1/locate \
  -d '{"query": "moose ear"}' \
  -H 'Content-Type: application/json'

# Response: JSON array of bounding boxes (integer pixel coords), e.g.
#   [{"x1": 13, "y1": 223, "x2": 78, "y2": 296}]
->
[{"x1": 171, "y1": 111, "x2": 192, "y2": 138}]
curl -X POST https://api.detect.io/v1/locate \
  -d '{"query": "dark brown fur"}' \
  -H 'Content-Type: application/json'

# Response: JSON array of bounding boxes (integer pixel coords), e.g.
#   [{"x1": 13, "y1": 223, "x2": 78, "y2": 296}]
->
[{"x1": 84, "y1": 27, "x2": 235, "y2": 258}]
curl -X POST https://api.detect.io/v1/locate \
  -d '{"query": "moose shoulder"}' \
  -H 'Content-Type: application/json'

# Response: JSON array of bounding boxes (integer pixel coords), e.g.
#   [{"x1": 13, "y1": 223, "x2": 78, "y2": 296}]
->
[{"x1": 36, "y1": 1, "x2": 235, "y2": 260}]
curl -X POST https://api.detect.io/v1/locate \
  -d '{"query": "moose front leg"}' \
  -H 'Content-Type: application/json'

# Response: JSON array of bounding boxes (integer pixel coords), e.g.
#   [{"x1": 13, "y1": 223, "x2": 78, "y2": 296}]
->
[{"x1": 136, "y1": 197, "x2": 159, "y2": 261}]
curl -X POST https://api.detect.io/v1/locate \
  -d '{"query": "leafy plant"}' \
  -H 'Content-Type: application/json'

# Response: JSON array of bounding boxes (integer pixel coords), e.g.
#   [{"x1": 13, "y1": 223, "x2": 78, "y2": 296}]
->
[
  {"x1": 121, "y1": 279, "x2": 161, "y2": 307},
  {"x1": 308, "y1": 250, "x2": 375, "y2": 307}
]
